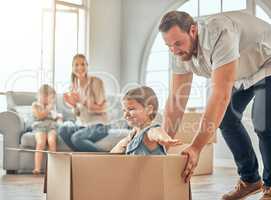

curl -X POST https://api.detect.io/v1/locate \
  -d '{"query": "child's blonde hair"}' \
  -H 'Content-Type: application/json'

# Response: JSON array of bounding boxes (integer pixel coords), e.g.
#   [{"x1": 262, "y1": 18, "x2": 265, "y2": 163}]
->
[
  {"x1": 38, "y1": 84, "x2": 56, "y2": 97},
  {"x1": 123, "y1": 86, "x2": 159, "y2": 120},
  {"x1": 71, "y1": 54, "x2": 88, "y2": 86}
]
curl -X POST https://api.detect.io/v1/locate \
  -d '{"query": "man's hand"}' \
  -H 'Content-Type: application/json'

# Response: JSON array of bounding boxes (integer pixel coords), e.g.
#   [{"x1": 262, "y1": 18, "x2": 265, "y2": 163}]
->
[{"x1": 181, "y1": 144, "x2": 200, "y2": 183}]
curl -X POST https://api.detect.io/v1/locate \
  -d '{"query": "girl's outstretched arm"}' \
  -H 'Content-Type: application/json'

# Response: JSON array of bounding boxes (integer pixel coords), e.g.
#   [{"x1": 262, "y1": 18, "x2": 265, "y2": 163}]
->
[{"x1": 147, "y1": 127, "x2": 182, "y2": 147}]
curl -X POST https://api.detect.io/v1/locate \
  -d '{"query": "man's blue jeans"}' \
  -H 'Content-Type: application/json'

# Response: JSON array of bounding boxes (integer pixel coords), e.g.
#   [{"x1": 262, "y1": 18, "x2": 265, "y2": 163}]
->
[{"x1": 219, "y1": 76, "x2": 271, "y2": 187}]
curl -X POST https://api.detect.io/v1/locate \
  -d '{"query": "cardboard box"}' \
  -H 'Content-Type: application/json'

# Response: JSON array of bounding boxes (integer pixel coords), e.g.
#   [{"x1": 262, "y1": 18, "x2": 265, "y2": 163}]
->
[
  {"x1": 168, "y1": 144, "x2": 214, "y2": 176},
  {"x1": 176, "y1": 112, "x2": 217, "y2": 144},
  {"x1": 47, "y1": 152, "x2": 192, "y2": 200}
]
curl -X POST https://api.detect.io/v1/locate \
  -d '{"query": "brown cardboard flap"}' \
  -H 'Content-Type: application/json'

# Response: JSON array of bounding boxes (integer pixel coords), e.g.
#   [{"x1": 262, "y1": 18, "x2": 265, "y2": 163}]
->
[
  {"x1": 71, "y1": 154, "x2": 191, "y2": 200},
  {"x1": 6, "y1": 147, "x2": 73, "y2": 155},
  {"x1": 47, "y1": 153, "x2": 71, "y2": 200}
]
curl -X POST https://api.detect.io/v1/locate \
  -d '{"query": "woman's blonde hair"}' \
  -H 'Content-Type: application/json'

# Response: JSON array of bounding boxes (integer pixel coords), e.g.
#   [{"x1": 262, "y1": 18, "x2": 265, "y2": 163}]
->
[
  {"x1": 71, "y1": 54, "x2": 88, "y2": 88},
  {"x1": 123, "y1": 86, "x2": 159, "y2": 120}
]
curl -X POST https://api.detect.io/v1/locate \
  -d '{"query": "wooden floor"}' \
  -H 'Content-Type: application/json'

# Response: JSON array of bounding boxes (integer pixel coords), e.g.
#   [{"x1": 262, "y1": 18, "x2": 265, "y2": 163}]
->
[{"x1": 0, "y1": 167, "x2": 263, "y2": 200}]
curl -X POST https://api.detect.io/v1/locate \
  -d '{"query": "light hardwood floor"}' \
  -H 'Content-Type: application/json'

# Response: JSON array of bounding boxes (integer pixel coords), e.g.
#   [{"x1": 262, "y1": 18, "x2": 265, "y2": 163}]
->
[{"x1": 0, "y1": 167, "x2": 263, "y2": 200}]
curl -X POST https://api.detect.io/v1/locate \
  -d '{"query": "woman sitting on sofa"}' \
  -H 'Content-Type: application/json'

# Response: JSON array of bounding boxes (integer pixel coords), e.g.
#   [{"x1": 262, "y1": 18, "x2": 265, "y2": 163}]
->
[{"x1": 59, "y1": 54, "x2": 109, "y2": 151}]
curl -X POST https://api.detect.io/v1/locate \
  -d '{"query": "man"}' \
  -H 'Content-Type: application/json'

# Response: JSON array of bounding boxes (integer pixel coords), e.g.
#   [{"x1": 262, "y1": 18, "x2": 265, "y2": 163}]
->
[{"x1": 159, "y1": 10, "x2": 271, "y2": 200}]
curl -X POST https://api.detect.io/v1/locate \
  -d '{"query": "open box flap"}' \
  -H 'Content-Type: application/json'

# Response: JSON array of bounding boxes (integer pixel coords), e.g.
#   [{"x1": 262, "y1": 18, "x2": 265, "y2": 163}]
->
[{"x1": 47, "y1": 153, "x2": 71, "y2": 200}]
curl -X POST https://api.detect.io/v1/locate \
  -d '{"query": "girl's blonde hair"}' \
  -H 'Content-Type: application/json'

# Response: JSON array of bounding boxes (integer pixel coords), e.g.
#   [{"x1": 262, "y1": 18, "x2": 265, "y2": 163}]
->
[
  {"x1": 123, "y1": 86, "x2": 159, "y2": 120},
  {"x1": 71, "y1": 54, "x2": 88, "y2": 88},
  {"x1": 38, "y1": 84, "x2": 56, "y2": 97}
]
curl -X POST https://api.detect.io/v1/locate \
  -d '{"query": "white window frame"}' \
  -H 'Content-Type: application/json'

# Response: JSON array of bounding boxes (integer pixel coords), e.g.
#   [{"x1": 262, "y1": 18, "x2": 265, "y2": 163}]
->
[
  {"x1": 51, "y1": 0, "x2": 90, "y2": 87},
  {"x1": 0, "y1": 0, "x2": 90, "y2": 111}
]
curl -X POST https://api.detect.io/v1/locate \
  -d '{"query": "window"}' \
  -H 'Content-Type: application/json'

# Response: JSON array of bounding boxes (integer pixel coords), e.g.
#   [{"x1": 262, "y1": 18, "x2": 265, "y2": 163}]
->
[
  {"x1": 54, "y1": 3, "x2": 87, "y2": 93},
  {"x1": 0, "y1": 0, "x2": 88, "y2": 93},
  {"x1": 199, "y1": 0, "x2": 220, "y2": 16},
  {"x1": 222, "y1": 0, "x2": 246, "y2": 12},
  {"x1": 145, "y1": 33, "x2": 169, "y2": 109},
  {"x1": 0, "y1": 0, "x2": 51, "y2": 92},
  {"x1": 256, "y1": 5, "x2": 271, "y2": 23},
  {"x1": 144, "y1": 0, "x2": 252, "y2": 110},
  {"x1": 61, "y1": 0, "x2": 83, "y2": 5},
  {"x1": 0, "y1": 0, "x2": 89, "y2": 112}
]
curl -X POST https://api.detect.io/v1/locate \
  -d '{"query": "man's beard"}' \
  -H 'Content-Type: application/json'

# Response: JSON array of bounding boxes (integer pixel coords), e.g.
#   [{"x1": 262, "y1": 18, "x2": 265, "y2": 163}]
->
[{"x1": 180, "y1": 35, "x2": 198, "y2": 61}]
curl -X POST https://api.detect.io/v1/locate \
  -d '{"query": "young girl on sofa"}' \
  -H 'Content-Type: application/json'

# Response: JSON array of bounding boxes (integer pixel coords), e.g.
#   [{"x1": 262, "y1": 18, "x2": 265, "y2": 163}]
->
[{"x1": 32, "y1": 84, "x2": 62, "y2": 174}]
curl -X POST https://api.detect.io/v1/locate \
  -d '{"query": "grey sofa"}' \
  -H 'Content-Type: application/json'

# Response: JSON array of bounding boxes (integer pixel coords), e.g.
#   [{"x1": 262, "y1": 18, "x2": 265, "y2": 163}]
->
[{"x1": 0, "y1": 91, "x2": 130, "y2": 174}]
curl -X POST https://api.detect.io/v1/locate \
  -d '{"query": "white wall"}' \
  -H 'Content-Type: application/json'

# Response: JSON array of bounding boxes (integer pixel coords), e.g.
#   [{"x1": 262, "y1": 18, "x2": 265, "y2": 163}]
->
[
  {"x1": 88, "y1": 0, "x2": 182, "y2": 93},
  {"x1": 120, "y1": 0, "x2": 180, "y2": 87},
  {"x1": 89, "y1": 0, "x2": 122, "y2": 94}
]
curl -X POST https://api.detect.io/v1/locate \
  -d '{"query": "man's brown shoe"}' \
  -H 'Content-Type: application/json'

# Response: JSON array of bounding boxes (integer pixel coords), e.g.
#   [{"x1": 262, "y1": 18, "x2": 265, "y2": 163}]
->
[
  {"x1": 260, "y1": 186, "x2": 271, "y2": 200},
  {"x1": 222, "y1": 180, "x2": 263, "y2": 200}
]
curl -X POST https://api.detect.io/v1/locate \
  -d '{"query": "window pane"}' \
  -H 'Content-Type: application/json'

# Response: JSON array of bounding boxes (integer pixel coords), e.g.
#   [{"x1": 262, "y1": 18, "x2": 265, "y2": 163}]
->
[
  {"x1": 146, "y1": 71, "x2": 169, "y2": 87},
  {"x1": 145, "y1": 1, "x2": 209, "y2": 110},
  {"x1": 54, "y1": 7, "x2": 80, "y2": 93},
  {"x1": 146, "y1": 71, "x2": 169, "y2": 109},
  {"x1": 42, "y1": 9, "x2": 54, "y2": 86},
  {"x1": 177, "y1": 0, "x2": 198, "y2": 17},
  {"x1": 151, "y1": 33, "x2": 168, "y2": 52},
  {"x1": 60, "y1": 0, "x2": 82, "y2": 5},
  {"x1": 147, "y1": 52, "x2": 169, "y2": 71},
  {"x1": 54, "y1": 4, "x2": 86, "y2": 93},
  {"x1": 148, "y1": 83, "x2": 169, "y2": 110},
  {"x1": 223, "y1": 0, "x2": 246, "y2": 12},
  {"x1": 256, "y1": 5, "x2": 271, "y2": 24},
  {"x1": 78, "y1": 9, "x2": 86, "y2": 53},
  {"x1": 187, "y1": 76, "x2": 207, "y2": 108},
  {"x1": 0, "y1": 0, "x2": 53, "y2": 92},
  {"x1": 200, "y1": 0, "x2": 221, "y2": 16},
  {"x1": 0, "y1": 95, "x2": 7, "y2": 112}
]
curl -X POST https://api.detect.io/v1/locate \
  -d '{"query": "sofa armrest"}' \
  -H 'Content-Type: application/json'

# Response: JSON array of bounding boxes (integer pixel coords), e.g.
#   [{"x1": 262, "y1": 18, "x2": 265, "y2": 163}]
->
[
  {"x1": 0, "y1": 111, "x2": 25, "y2": 171},
  {"x1": 0, "y1": 111, "x2": 25, "y2": 147}
]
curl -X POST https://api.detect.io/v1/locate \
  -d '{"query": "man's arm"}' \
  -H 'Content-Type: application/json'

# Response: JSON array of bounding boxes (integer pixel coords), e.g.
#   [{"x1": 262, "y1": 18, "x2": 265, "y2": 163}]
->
[
  {"x1": 163, "y1": 72, "x2": 193, "y2": 138},
  {"x1": 182, "y1": 60, "x2": 236, "y2": 182},
  {"x1": 191, "y1": 60, "x2": 236, "y2": 151}
]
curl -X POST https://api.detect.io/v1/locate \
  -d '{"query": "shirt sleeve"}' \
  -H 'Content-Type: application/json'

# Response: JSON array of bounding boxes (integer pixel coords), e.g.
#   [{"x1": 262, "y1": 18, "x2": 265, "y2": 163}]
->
[
  {"x1": 210, "y1": 24, "x2": 240, "y2": 70},
  {"x1": 171, "y1": 54, "x2": 193, "y2": 74}
]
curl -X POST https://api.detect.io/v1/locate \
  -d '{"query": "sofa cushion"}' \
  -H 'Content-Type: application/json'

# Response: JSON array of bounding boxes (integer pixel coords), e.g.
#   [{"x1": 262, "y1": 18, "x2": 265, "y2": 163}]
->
[
  {"x1": 20, "y1": 132, "x2": 71, "y2": 151},
  {"x1": 20, "y1": 132, "x2": 36, "y2": 149},
  {"x1": 6, "y1": 91, "x2": 36, "y2": 110},
  {"x1": 55, "y1": 94, "x2": 75, "y2": 121},
  {"x1": 21, "y1": 128, "x2": 130, "y2": 152},
  {"x1": 96, "y1": 129, "x2": 130, "y2": 151},
  {"x1": 13, "y1": 106, "x2": 34, "y2": 132}
]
